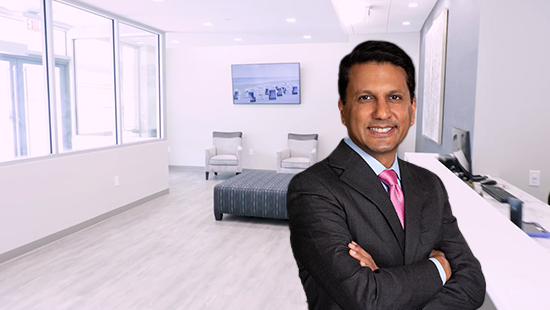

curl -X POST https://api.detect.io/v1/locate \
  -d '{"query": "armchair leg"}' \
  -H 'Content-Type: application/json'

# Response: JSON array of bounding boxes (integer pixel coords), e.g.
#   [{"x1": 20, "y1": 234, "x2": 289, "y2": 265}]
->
[
  {"x1": 214, "y1": 172, "x2": 218, "y2": 176},
  {"x1": 205, "y1": 172, "x2": 209, "y2": 180},
  {"x1": 236, "y1": 172, "x2": 241, "y2": 175}
]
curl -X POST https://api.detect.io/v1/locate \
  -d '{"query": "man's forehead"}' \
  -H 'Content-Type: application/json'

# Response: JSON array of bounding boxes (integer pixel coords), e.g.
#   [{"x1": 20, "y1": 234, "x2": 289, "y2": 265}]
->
[
  {"x1": 347, "y1": 65, "x2": 408, "y2": 91},
  {"x1": 349, "y1": 61, "x2": 407, "y2": 75}
]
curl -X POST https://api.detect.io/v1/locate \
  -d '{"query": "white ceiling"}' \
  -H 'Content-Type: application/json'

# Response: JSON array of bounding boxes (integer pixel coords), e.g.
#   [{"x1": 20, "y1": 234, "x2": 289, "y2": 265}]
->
[{"x1": 70, "y1": 0, "x2": 438, "y2": 48}]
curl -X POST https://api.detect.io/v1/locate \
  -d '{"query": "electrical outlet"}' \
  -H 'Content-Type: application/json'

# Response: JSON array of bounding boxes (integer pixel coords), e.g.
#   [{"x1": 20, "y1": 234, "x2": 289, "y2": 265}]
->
[
  {"x1": 114, "y1": 176, "x2": 120, "y2": 187},
  {"x1": 529, "y1": 170, "x2": 540, "y2": 187},
  {"x1": 249, "y1": 149, "x2": 254, "y2": 156}
]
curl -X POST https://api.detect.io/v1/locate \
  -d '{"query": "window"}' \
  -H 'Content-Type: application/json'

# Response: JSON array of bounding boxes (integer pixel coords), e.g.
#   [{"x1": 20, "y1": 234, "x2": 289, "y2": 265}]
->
[
  {"x1": 119, "y1": 23, "x2": 160, "y2": 142},
  {"x1": 0, "y1": 0, "x2": 163, "y2": 164},
  {"x1": 52, "y1": 2, "x2": 116, "y2": 151},
  {"x1": 0, "y1": 0, "x2": 51, "y2": 162}
]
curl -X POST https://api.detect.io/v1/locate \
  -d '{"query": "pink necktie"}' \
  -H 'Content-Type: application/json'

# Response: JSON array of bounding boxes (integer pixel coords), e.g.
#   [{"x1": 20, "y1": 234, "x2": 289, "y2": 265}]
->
[{"x1": 378, "y1": 169, "x2": 405, "y2": 229}]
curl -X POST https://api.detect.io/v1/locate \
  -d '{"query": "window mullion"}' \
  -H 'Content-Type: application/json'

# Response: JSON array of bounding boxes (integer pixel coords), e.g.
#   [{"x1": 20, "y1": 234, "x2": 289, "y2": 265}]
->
[
  {"x1": 113, "y1": 19, "x2": 122, "y2": 145},
  {"x1": 43, "y1": 0, "x2": 59, "y2": 155}
]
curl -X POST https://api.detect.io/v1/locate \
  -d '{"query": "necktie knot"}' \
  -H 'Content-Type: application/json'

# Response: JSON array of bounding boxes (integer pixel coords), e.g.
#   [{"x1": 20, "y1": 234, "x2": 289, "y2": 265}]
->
[
  {"x1": 378, "y1": 169, "x2": 405, "y2": 229},
  {"x1": 378, "y1": 169, "x2": 398, "y2": 187}
]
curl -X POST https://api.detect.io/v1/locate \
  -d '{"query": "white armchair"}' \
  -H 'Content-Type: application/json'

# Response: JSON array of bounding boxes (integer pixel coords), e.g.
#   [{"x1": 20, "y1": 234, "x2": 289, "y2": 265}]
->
[
  {"x1": 276, "y1": 133, "x2": 318, "y2": 173},
  {"x1": 205, "y1": 131, "x2": 243, "y2": 180}
]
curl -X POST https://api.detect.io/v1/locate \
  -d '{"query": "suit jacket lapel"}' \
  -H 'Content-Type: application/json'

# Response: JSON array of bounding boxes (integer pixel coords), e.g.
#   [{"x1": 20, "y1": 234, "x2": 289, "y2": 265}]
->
[
  {"x1": 400, "y1": 160, "x2": 423, "y2": 265},
  {"x1": 328, "y1": 141, "x2": 405, "y2": 251}
]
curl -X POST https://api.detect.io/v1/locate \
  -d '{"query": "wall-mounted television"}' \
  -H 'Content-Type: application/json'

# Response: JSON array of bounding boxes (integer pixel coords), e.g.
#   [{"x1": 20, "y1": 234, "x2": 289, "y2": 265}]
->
[{"x1": 231, "y1": 62, "x2": 300, "y2": 104}]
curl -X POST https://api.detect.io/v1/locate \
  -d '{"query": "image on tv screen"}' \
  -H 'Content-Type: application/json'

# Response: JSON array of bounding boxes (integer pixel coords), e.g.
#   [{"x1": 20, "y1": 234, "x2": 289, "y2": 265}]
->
[{"x1": 231, "y1": 63, "x2": 300, "y2": 104}]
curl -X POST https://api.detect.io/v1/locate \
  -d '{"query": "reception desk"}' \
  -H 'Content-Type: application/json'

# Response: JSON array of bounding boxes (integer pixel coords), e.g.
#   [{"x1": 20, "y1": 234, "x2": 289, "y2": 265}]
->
[{"x1": 404, "y1": 153, "x2": 550, "y2": 310}]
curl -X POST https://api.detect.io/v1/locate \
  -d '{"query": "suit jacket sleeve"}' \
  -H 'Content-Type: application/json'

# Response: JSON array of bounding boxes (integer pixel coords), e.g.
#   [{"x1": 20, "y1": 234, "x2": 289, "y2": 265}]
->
[
  {"x1": 288, "y1": 167, "x2": 485, "y2": 310},
  {"x1": 420, "y1": 177, "x2": 486, "y2": 309},
  {"x1": 288, "y1": 173, "x2": 443, "y2": 310}
]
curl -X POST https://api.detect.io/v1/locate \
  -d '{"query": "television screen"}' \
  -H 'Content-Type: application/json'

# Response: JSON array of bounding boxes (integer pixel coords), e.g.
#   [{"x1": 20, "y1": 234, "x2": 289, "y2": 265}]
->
[{"x1": 231, "y1": 63, "x2": 300, "y2": 104}]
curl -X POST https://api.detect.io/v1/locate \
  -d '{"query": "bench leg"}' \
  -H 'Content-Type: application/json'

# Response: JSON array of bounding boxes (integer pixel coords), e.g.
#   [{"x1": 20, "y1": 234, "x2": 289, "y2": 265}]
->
[
  {"x1": 205, "y1": 172, "x2": 209, "y2": 180},
  {"x1": 214, "y1": 212, "x2": 223, "y2": 221}
]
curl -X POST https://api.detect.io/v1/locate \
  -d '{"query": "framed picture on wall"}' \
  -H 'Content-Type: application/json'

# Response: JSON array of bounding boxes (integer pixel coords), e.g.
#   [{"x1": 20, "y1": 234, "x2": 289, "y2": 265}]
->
[
  {"x1": 422, "y1": 8, "x2": 448, "y2": 145},
  {"x1": 231, "y1": 63, "x2": 301, "y2": 104}
]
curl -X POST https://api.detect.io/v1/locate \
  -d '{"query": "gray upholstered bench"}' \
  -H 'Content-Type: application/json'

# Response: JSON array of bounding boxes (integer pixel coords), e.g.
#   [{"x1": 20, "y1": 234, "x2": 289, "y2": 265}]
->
[{"x1": 213, "y1": 171, "x2": 294, "y2": 220}]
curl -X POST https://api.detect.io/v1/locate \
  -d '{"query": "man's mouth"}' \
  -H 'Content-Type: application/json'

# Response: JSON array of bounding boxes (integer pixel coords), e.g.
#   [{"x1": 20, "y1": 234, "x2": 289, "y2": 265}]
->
[{"x1": 369, "y1": 127, "x2": 393, "y2": 133}]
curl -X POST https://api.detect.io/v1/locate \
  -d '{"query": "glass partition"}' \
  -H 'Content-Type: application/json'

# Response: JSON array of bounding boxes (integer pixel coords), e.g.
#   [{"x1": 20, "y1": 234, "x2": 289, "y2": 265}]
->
[
  {"x1": 52, "y1": 1, "x2": 116, "y2": 151},
  {"x1": 0, "y1": 0, "x2": 51, "y2": 162},
  {"x1": 0, "y1": 0, "x2": 163, "y2": 164},
  {"x1": 119, "y1": 23, "x2": 160, "y2": 142}
]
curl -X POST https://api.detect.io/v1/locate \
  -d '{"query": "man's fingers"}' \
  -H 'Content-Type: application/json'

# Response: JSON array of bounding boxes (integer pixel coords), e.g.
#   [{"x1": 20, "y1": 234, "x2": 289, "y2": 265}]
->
[
  {"x1": 349, "y1": 248, "x2": 376, "y2": 270},
  {"x1": 348, "y1": 241, "x2": 379, "y2": 271},
  {"x1": 429, "y1": 249, "x2": 452, "y2": 282},
  {"x1": 430, "y1": 249, "x2": 445, "y2": 258}
]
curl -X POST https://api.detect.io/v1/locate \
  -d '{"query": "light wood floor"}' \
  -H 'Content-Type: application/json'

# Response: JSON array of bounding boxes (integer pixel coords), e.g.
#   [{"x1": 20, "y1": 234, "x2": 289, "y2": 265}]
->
[{"x1": 0, "y1": 168, "x2": 308, "y2": 310}]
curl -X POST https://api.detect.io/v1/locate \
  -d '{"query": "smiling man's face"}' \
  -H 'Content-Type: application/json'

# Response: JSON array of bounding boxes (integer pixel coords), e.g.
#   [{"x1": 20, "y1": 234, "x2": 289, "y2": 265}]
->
[{"x1": 338, "y1": 61, "x2": 416, "y2": 168}]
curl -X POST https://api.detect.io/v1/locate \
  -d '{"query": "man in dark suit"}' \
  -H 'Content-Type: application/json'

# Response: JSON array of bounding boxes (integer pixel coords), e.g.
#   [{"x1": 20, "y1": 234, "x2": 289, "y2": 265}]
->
[{"x1": 287, "y1": 41, "x2": 485, "y2": 309}]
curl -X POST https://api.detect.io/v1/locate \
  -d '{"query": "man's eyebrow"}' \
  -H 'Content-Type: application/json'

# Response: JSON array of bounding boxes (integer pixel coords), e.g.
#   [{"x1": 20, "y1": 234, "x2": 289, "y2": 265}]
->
[
  {"x1": 352, "y1": 89, "x2": 405, "y2": 96},
  {"x1": 352, "y1": 90, "x2": 375, "y2": 96},
  {"x1": 387, "y1": 89, "x2": 406, "y2": 95}
]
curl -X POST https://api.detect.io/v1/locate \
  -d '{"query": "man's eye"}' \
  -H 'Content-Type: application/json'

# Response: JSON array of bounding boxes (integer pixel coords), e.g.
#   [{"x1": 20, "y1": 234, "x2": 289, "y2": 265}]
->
[
  {"x1": 359, "y1": 95, "x2": 372, "y2": 101},
  {"x1": 389, "y1": 95, "x2": 401, "y2": 101}
]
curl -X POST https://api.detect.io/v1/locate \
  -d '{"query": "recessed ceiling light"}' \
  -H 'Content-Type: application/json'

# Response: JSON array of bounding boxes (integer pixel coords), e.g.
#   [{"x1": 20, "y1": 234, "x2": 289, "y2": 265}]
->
[
  {"x1": 234, "y1": 38, "x2": 242, "y2": 42},
  {"x1": 171, "y1": 40, "x2": 180, "y2": 44},
  {"x1": 333, "y1": 0, "x2": 367, "y2": 26},
  {"x1": 202, "y1": 22, "x2": 213, "y2": 27},
  {"x1": 286, "y1": 18, "x2": 297, "y2": 23},
  {"x1": 303, "y1": 35, "x2": 312, "y2": 39},
  {"x1": 152, "y1": 0, "x2": 164, "y2": 2},
  {"x1": 402, "y1": 21, "x2": 411, "y2": 26},
  {"x1": 408, "y1": 3, "x2": 418, "y2": 8}
]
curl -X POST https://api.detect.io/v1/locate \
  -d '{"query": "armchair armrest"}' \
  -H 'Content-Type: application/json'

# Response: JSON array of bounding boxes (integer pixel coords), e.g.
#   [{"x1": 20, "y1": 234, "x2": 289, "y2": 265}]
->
[
  {"x1": 206, "y1": 146, "x2": 216, "y2": 159},
  {"x1": 205, "y1": 146, "x2": 216, "y2": 170},
  {"x1": 236, "y1": 145, "x2": 243, "y2": 159},
  {"x1": 276, "y1": 148, "x2": 291, "y2": 173},
  {"x1": 309, "y1": 148, "x2": 318, "y2": 166},
  {"x1": 277, "y1": 148, "x2": 291, "y2": 161},
  {"x1": 236, "y1": 146, "x2": 243, "y2": 171}
]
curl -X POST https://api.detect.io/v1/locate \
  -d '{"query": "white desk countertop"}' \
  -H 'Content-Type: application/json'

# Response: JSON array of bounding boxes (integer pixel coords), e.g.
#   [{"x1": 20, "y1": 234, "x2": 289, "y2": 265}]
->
[
  {"x1": 404, "y1": 152, "x2": 550, "y2": 310},
  {"x1": 481, "y1": 176, "x2": 550, "y2": 252}
]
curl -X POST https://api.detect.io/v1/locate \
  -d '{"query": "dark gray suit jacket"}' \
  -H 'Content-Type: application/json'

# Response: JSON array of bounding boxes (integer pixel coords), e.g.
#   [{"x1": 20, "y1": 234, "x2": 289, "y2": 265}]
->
[{"x1": 288, "y1": 140, "x2": 485, "y2": 310}]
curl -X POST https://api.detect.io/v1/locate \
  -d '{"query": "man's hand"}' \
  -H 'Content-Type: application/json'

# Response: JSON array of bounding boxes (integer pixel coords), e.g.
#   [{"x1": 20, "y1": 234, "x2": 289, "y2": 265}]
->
[
  {"x1": 348, "y1": 241, "x2": 379, "y2": 271},
  {"x1": 429, "y1": 250, "x2": 452, "y2": 282}
]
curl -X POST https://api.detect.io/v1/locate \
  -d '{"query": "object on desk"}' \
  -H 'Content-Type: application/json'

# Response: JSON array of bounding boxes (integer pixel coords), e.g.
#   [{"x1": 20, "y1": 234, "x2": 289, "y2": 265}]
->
[
  {"x1": 449, "y1": 128, "x2": 487, "y2": 182},
  {"x1": 482, "y1": 184, "x2": 518, "y2": 203},
  {"x1": 438, "y1": 153, "x2": 456, "y2": 169},
  {"x1": 473, "y1": 182, "x2": 483, "y2": 195},
  {"x1": 523, "y1": 221, "x2": 550, "y2": 238},
  {"x1": 508, "y1": 198, "x2": 523, "y2": 229},
  {"x1": 481, "y1": 179, "x2": 497, "y2": 186},
  {"x1": 438, "y1": 152, "x2": 486, "y2": 182}
]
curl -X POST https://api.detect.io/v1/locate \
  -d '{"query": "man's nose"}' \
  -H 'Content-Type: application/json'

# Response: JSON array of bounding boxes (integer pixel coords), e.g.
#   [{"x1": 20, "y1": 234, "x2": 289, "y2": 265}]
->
[{"x1": 373, "y1": 99, "x2": 391, "y2": 119}]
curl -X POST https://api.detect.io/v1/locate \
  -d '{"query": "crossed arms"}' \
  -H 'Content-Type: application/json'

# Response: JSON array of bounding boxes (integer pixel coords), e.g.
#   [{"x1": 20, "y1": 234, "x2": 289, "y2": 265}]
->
[
  {"x1": 288, "y1": 174, "x2": 486, "y2": 310},
  {"x1": 348, "y1": 241, "x2": 451, "y2": 282}
]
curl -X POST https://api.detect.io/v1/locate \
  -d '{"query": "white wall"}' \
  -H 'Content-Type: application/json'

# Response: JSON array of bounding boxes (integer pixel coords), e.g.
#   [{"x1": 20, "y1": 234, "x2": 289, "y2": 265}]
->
[
  {"x1": 415, "y1": 0, "x2": 480, "y2": 154},
  {"x1": 474, "y1": 0, "x2": 550, "y2": 202},
  {"x1": 0, "y1": 141, "x2": 169, "y2": 256},
  {"x1": 166, "y1": 33, "x2": 420, "y2": 171}
]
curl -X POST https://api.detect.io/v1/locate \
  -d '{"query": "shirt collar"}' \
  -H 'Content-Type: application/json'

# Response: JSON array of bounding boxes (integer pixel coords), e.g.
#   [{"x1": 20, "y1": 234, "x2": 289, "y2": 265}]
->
[{"x1": 344, "y1": 137, "x2": 401, "y2": 180}]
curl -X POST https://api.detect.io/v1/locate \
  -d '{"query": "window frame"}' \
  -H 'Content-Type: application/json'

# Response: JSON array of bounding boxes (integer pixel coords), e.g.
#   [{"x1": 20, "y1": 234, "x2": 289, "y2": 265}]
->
[{"x1": 0, "y1": 0, "x2": 165, "y2": 165}]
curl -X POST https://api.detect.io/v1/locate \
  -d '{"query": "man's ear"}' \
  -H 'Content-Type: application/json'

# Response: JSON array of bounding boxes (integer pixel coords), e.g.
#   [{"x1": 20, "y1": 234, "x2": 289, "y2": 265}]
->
[
  {"x1": 338, "y1": 99, "x2": 346, "y2": 126},
  {"x1": 410, "y1": 97, "x2": 417, "y2": 126}
]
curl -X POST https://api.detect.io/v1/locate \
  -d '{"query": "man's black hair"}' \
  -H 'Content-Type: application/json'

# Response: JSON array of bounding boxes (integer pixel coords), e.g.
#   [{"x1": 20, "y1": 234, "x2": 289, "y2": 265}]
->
[{"x1": 338, "y1": 40, "x2": 415, "y2": 104}]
